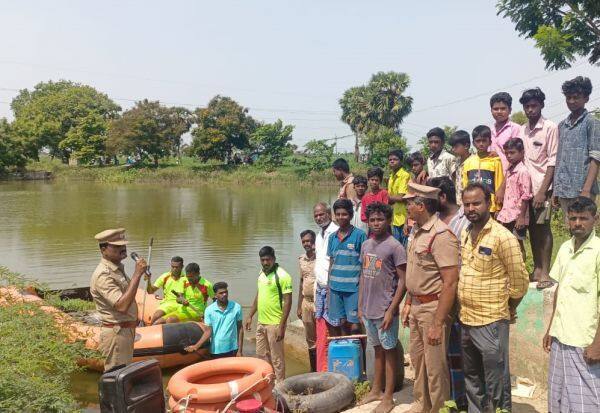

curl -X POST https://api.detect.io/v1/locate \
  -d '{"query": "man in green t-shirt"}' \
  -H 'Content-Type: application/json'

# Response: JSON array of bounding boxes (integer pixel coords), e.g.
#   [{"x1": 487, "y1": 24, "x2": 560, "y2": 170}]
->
[
  {"x1": 245, "y1": 246, "x2": 292, "y2": 382},
  {"x1": 147, "y1": 256, "x2": 186, "y2": 325},
  {"x1": 159, "y1": 262, "x2": 214, "y2": 323}
]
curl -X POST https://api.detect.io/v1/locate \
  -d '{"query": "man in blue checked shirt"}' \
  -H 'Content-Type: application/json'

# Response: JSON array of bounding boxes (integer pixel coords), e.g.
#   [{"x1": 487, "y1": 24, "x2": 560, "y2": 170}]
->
[{"x1": 327, "y1": 198, "x2": 367, "y2": 336}]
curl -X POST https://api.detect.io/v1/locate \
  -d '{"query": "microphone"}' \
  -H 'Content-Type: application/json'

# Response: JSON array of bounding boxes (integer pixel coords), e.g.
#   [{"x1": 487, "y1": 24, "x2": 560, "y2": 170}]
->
[{"x1": 130, "y1": 252, "x2": 152, "y2": 276}]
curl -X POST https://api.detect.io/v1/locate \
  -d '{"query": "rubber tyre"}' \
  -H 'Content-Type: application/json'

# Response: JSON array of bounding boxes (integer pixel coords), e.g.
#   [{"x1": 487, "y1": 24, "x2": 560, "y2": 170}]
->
[{"x1": 274, "y1": 372, "x2": 354, "y2": 413}]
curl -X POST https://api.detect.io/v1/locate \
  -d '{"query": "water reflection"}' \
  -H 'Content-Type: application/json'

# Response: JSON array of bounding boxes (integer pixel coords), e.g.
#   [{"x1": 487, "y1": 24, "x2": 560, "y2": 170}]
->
[{"x1": 0, "y1": 181, "x2": 335, "y2": 308}]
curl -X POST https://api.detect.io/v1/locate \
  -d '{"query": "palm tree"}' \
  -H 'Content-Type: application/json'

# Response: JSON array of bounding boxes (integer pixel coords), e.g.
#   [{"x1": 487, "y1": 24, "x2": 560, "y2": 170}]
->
[{"x1": 339, "y1": 72, "x2": 413, "y2": 162}]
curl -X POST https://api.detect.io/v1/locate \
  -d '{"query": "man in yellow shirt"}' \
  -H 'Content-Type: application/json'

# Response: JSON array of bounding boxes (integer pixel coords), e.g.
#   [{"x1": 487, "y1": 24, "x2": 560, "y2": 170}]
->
[
  {"x1": 147, "y1": 256, "x2": 186, "y2": 325},
  {"x1": 387, "y1": 149, "x2": 411, "y2": 246},
  {"x1": 458, "y1": 182, "x2": 528, "y2": 412},
  {"x1": 544, "y1": 197, "x2": 600, "y2": 412},
  {"x1": 160, "y1": 263, "x2": 214, "y2": 323},
  {"x1": 462, "y1": 126, "x2": 504, "y2": 213}
]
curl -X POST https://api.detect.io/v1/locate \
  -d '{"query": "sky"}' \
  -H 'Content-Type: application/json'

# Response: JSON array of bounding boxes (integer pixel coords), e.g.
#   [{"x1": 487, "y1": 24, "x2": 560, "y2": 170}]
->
[{"x1": 0, "y1": 0, "x2": 598, "y2": 151}]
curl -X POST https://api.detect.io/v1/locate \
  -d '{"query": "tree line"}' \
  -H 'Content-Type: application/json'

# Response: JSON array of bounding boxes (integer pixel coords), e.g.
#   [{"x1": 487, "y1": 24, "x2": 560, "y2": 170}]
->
[{"x1": 0, "y1": 72, "x2": 418, "y2": 174}]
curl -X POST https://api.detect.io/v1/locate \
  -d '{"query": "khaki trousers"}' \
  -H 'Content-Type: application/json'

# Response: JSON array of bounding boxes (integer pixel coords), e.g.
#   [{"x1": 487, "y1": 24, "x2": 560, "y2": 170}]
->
[
  {"x1": 99, "y1": 326, "x2": 135, "y2": 372},
  {"x1": 409, "y1": 300, "x2": 450, "y2": 413},
  {"x1": 301, "y1": 298, "x2": 316, "y2": 349},
  {"x1": 256, "y1": 323, "x2": 285, "y2": 382}
]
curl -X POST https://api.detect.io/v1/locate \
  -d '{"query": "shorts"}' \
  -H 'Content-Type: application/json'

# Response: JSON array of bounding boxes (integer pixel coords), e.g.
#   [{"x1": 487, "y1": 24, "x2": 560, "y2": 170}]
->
[
  {"x1": 164, "y1": 305, "x2": 202, "y2": 322},
  {"x1": 328, "y1": 289, "x2": 359, "y2": 324},
  {"x1": 362, "y1": 316, "x2": 399, "y2": 350},
  {"x1": 529, "y1": 198, "x2": 552, "y2": 225},
  {"x1": 157, "y1": 301, "x2": 180, "y2": 315},
  {"x1": 502, "y1": 221, "x2": 527, "y2": 241}
]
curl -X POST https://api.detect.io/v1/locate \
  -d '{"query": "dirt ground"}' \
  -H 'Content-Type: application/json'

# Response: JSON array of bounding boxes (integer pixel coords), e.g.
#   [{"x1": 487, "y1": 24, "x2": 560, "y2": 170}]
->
[{"x1": 344, "y1": 364, "x2": 547, "y2": 413}]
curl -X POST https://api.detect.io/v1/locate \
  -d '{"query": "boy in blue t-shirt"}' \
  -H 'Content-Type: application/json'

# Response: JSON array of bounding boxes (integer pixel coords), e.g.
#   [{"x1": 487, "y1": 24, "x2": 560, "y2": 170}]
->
[{"x1": 327, "y1": 198, "x2": 367, "y2": 336}]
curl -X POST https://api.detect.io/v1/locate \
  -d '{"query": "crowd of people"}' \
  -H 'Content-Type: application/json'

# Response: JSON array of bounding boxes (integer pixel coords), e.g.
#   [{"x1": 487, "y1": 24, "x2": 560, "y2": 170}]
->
[{"x1": 89, "y1": 75, "x2": 600, "y2": 413}]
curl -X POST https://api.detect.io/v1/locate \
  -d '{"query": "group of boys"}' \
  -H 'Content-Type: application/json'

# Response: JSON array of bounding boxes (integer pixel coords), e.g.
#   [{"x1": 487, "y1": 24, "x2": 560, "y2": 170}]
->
[{"x1": 299, "y1": 75, "x2": 600, "y2": 413}]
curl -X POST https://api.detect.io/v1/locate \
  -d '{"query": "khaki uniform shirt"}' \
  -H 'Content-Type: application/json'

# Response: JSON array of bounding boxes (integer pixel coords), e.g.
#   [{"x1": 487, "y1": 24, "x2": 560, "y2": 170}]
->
[
  {"x1": 406, "y1": 215, "x2": 460, "y2": 296},
  {"x1": 90, "y1": 258, "x2": 138, "y2": 324},
  {"x1": 298, "y1": 253, "x2": 316, "y2": 301}
]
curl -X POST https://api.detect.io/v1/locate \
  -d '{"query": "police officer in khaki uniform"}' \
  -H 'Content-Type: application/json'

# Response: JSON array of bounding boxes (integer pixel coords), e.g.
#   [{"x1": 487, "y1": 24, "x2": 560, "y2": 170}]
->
[
  {"x1": 90, "y1": 228, "x2": 147, "y2": 372},
  {"x1": 401, "y1": 183, "x2": 460, "y2": 413}
]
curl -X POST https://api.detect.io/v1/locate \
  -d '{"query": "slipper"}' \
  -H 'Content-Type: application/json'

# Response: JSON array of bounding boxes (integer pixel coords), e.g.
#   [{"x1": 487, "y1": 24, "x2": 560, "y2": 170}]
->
[{"x1": 536, "y1": 280, "x2": 555, "y2": 290}]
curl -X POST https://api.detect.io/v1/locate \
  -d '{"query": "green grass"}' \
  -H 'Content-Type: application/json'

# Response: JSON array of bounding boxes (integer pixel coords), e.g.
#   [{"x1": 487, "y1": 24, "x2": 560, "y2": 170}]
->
[{"x1": 0, "y1": 267, "x2": 99, "y2": 412}]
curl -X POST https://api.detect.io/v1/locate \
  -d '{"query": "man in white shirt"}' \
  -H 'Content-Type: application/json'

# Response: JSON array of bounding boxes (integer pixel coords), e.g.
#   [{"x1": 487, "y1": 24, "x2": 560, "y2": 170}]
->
[{"x1": 313, "y1": 202, "x2": 339, "y2": 371}]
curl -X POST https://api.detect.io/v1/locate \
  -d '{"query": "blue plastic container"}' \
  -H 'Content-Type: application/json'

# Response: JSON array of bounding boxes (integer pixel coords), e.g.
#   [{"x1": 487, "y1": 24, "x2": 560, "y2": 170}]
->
[{"x1": 328, "y1": 339, "x2": 363, "y2": 381}]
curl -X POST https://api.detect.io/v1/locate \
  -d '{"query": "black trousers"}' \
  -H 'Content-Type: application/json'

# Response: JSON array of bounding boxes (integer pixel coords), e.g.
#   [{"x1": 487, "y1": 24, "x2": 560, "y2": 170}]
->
[{"x1": 460, "y1": 319, "x2": 511, "y2": 413}]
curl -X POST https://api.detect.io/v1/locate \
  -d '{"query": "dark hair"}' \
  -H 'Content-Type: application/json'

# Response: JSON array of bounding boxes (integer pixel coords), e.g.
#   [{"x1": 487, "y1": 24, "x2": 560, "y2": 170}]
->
[
  {"x1": 365, "y1": 202, "x2": 393, "y2": 220},
  {"x1": 366, "y1": 167, "x2": 384, "y2": 180},
  {"x1": 413, "y1": 197, "x2": 439, "y2": 214},
  {"x1": 490, "y1": 92, "x2": 512, "y2": 108},
  {"x1": 407, "y1": 151, "x2": 425, "y2": 165},
  {"x1": 519, "y1": 88, "x2": 546, "y2": 105},
  {"x1": 213, "y1": 281, "x2": 228, "y2": 293},
  {"x1": 503, "y1": 137, "x2": 524, "y2": 152},
  {"x1": 472, "y1": 125, "x2": 492, "y2": 141},
  {"x1": 185, "y1": 262, "x2": 200, "y2": 274},
  {"x1": 171, "y1": 256, "x2": 184, "y2": 264},
  {"x1": 562, "y1": 76, "x2": 593, "y2": 97},
  {"x1": 462, "y1": 182, "x2": 491, "y2": 203},
  {"x1": 388, "y1": 149, "x2": 404, "y2": 161},
  {"x1": 568, "y1": 196, "x2": 597, "y2": 215},
  {"x1": 300, "y1": 229, "x2": 316, "y2": 242},
  {"x1": 332, "y1": 158, "x2": 350, "y2": 173},
  {"x1": 332, "y1": 198, "x2": 354, "y2": 218},
  {"x1": 427, "y1": 176, "x2": 456, "y2": 205},
  {"x1": 353, "y1": 175, "x2": 368, "y2": 186},
  {"x1": 426, "y1": 127, "x2": 446, "y2": 142},
  {"x1": 259, "y1": 246, "x2": 275, "y2": 258},
  {"x1": 449, "y1": 130, "x2": 471, "y2": 147}
]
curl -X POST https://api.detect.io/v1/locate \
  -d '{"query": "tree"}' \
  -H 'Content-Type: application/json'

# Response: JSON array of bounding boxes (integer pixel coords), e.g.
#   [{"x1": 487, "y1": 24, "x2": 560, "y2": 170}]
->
[
  {"x1": 11, "y1": 80, "x2": 120, "y2": 163},
  {"x1": 249, "y1": 120, "x2": 294, "y2": 168},
  {"x1": 190, "y1": 96, "x2": 258, "y2": 163},
  {"x1": 340, "y1": 72, "x2": 413, "y2": 161},
  {"x1": 107, "y1": 100, "x2": 191, "y2": 167},
  {"x1": 0, "y1": 119, "x2": 27, "y2": 174},
  {"x1": 510, "y1": 111, "x2": 528, "y2": 125},
  {"x1": 497, "y1": 1, "x2": 600, "y2": 69},
  {"x1": 416, "y1": 125, "x2": 457, "y2": 159},
  {"x1": 300, "y1": 139, "x2": 336, "y2": 171},
  {"x1": 363, "y1": 126, "x2": 410, "y2": 168}
]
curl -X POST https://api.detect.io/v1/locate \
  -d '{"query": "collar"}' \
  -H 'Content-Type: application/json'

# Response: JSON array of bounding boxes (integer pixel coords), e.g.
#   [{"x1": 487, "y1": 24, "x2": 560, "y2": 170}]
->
[
  {"x1": 569, "y1": 230, "x2": 597, "y2": 254},
  {"x1": 466, "y1": 216, "x2": 494, "y2": 241},
  {"x1": 507, "y1": 161, "x2": 525, "y2": 174},
  {"x1": 390, "y1": 168, "x2": 406, "y2": 180},
  {"x1": 336, "y1": 225, "x2": 355, "y2": 242},
  {"x1": 300, "y1": 252, "x2": 316, "y2": 262},
  {"x1": 429, "y1": 150, "x2": 442, "y2": 160},
  {"x1": 321, "y1": 221, "x2": 339, "y2": 236},
  {"x1": 215, "y1": 300, "x2": 233, "y2": 312},
  {"x1": 565, "y1": 109, "x2": 588, "y2": 128},
  {"x1": 416, "y1": 214, "x2": 438, "y2": 232},
  {"x1": 101, "y1": 257, "x2": 123, "y2": 273},
  {"x1": 494, "y1": 120, "x2": 514, "y2": 135},
  {"x1": 526, "y1": 116, "x2": 545, "y2": 133}
]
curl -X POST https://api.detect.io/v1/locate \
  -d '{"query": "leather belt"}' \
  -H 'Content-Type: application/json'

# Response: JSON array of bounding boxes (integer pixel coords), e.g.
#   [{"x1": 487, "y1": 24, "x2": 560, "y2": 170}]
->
[
  {"x1": 412, "y1": 293, "x2": 439, "y2": 304},
  {"x1": 102, "y1": 321, "x2": 137, "y2": 329}
]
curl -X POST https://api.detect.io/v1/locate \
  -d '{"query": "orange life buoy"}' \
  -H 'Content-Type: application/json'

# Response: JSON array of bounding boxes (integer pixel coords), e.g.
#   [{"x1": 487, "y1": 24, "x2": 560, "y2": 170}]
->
[
  {"x1": 167, "y1": 357, "x2": 274, "y2": 404},
  {"x1": 167, "y1": 388, "x2": 275, "y2": 413}
]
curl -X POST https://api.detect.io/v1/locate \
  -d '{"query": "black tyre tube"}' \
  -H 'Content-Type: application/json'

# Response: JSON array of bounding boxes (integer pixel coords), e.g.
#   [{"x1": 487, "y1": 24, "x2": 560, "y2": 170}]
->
[{"x1": 274, "y1": 372, "x2": 355, "y2": 413}]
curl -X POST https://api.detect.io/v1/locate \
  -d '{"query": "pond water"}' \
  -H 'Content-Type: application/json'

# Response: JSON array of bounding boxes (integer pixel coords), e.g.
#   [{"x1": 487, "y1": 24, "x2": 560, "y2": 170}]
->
[{"x1": 0, "y1": 179, "x2": 336, "y2": 409}]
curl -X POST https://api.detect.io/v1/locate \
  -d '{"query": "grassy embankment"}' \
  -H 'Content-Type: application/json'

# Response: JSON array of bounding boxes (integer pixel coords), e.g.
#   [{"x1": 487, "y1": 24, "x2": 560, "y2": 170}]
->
[
  {"x1": 0, "y1": 267, "x2": 99, "y2": 413},
  {"x1": 29, "y1": 156, "x2": 369, "y2": 185}
]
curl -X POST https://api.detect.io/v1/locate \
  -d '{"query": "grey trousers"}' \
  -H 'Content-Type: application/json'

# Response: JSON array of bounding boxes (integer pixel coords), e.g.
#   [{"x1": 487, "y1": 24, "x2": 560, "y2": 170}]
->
[{"x1": 461, "y1": 320, "x2": 511, "y2": 413}]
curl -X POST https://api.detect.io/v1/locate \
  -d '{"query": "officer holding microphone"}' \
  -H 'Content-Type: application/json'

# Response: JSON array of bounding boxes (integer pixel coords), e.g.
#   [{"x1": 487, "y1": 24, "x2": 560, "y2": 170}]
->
[{"x1": 90, "y1": 228, "x2": 148, "y2": 372}]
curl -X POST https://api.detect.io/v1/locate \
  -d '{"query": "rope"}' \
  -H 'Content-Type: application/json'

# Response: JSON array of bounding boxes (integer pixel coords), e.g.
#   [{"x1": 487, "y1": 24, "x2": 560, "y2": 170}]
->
[
  {"x1": 220, "y1": 373, "x2": 275, "y2": 413},
  {"x1": 168, "y1": 394, "x2": 193, "y2": 413}
]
